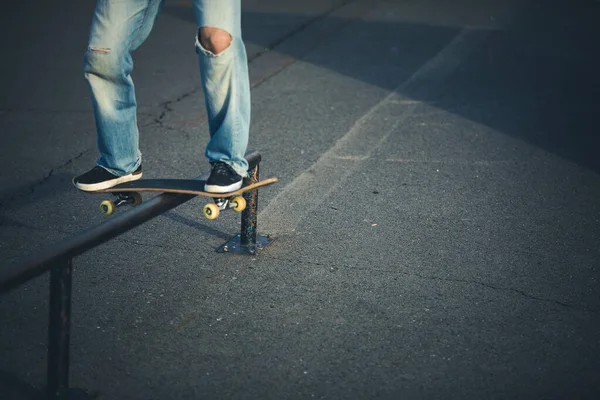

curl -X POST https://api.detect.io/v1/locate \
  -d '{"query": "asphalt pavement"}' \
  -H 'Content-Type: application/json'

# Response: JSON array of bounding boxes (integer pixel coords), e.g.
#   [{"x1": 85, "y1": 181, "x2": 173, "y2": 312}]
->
[{"x1": 1, "y1": 0, "x2": 599, "y2": 399}]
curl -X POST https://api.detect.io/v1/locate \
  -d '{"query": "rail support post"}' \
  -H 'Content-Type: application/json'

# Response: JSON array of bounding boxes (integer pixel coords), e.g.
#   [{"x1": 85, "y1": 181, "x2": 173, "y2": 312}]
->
[
  {"x1": 47, "y1": 258, "x2": 73, "y2": 400},
  {"x1": 217, "y1": 151, "x2": 275, "y2": 255}
]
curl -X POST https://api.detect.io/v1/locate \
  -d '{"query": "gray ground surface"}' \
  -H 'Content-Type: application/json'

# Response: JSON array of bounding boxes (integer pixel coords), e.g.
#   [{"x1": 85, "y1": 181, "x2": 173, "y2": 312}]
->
[{"x1": 1, "y1": 0, "x2": 599, "y2": 399}]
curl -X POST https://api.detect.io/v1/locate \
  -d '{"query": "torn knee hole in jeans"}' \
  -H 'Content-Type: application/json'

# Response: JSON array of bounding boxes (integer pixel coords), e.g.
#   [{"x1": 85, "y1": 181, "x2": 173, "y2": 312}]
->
[
  {"x1": 88, "y1": 46, "x2": 111, "y2": 54},
  {"x1": 197, "y1": 27, "x2": 232, "y2": 55}
]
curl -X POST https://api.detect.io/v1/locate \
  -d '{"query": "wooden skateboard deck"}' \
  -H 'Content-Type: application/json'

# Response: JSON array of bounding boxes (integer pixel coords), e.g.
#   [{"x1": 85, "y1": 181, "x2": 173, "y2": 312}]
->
[
  {"x1": 77, "y1": 177, "x2": 278, "y2": 218},
  {"x1": 95, "y1": 177, "x2": 278, "y2": 198}
]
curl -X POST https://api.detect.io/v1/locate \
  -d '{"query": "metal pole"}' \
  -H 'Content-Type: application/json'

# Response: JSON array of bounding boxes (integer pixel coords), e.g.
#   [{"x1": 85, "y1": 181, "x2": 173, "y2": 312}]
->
[
  {"x1": 217, "y1": 151, "x2": 274, "y2": 254},
  {"x1": 46, "y1": 258, "x2": 73, "y2": 400},
  {"x1": 240, "y1": 163, "x2": 260, "y2": 249}
]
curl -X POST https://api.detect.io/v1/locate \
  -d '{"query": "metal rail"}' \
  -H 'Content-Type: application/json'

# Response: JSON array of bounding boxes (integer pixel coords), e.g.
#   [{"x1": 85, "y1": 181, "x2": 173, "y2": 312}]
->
[{"x1": 0, "y1": 150, "x2": 267, "y2": 399}]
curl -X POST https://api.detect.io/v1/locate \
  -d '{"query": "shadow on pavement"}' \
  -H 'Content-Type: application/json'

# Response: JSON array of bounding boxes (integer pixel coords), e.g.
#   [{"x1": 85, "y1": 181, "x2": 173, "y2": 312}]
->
[
  {"x1": 0, "y1": 370, "x2": 43, "y2": 400},
  {"x1": 162, "y1": 211, "x2": 232, "y2": 240},
  {"x1": 162, "y1": 0, "x2": 600, "y2": 174}
]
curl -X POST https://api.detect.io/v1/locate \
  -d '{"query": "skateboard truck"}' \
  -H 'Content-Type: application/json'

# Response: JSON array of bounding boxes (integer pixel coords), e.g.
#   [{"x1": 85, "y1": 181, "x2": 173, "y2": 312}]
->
[
  {"x1": 204, "y1": 195, "x2": 246, "y2": 220},
  {"x1": 100, "y1": 192, "x2": 142, "y2": 215}
]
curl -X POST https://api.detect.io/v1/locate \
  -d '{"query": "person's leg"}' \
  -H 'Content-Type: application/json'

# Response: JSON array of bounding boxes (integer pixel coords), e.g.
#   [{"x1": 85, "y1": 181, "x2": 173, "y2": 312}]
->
[
  {"x1": 193, "y1": 0, "x2": 251, "y2": 192},
  {"x1": 74, "y1": 0, "x2": 164, "y2": 191}
]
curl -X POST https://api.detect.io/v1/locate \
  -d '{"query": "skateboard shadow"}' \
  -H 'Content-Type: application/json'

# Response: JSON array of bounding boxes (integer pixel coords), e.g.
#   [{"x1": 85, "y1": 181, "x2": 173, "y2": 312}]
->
[{"x1": 162, "y1": 211, "x2": 233, "y2": 241}]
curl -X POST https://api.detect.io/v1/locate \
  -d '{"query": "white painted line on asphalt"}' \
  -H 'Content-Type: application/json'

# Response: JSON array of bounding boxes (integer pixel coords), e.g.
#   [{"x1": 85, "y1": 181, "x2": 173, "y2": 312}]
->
[
  {"x1": 259, "y1": 27, "x2": 490, "y2": 234},
  {"x1": 381, "y1": 159, "x2": 516, "y2": 165}
]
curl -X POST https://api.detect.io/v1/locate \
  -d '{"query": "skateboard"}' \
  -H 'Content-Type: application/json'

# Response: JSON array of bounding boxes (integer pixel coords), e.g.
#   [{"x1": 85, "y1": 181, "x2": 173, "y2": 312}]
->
[{"x1": 77, "y1": 177, "x2": 278, "y2": 219}]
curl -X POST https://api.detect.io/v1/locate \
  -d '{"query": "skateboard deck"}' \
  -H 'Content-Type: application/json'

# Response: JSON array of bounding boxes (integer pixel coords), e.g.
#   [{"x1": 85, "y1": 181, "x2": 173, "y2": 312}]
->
[
  {"x1": 96, "y1": 177, "x2": 277, "y2": 197},
  {"x1": 78, "y1": 177, "x2": 278, "y2": 218}
]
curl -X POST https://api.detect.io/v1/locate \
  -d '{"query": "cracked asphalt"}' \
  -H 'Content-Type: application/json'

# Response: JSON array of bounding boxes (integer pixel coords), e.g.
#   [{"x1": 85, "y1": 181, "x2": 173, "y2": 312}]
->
[{"x1": 1, "y1": 0, "x2": 600, "y2": 399}]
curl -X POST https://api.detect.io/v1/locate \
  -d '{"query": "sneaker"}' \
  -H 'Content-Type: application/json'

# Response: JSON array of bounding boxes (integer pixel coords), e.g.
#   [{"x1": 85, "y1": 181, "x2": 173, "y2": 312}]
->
[
  {"x1": 73, "y1": 165, "x2": 142, "y2": 191},
  {"x1": 204, "y1": 162, "x2": 243, "y2": 193}
]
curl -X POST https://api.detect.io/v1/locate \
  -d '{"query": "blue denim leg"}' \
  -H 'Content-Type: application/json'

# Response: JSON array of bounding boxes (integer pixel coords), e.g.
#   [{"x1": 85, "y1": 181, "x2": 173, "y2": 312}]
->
[
  {"x1": 193, "y1": 0, "x2": 251, "y2": 177},
  {"x1": 84, "y1": 0, "x2": 164, "y2": 176}
]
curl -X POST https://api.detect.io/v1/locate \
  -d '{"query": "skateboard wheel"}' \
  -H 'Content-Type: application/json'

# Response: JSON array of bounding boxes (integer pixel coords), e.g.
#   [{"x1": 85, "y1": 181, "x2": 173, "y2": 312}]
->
[
  {"x1": 203, "y1": 203, "x2": 220, "y2": 220},
  {"x1": 100, "y1": 200, "x2": 115, "y2": 216},
  {"x1": 131, "y1": 192, "x2": 142, "y2": 206},
  {"x1": 231, "y1": 196, "x2": 246, "y2": 212}
]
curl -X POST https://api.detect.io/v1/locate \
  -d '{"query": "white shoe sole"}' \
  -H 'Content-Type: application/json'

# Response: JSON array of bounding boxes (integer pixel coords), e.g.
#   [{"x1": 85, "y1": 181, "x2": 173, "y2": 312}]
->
[
  {"x1": 74, "y1": 171, "x2": 142, "y2": 192},
  {"x1": 204, "y1": 180, "x2": 243, "y2": 194}
]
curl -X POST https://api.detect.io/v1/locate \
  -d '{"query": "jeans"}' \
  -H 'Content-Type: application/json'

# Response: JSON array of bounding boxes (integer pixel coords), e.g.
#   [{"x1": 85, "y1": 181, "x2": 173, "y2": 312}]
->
[{"x1": 83, "y1": 0, "x2": 251, "y2": 177}]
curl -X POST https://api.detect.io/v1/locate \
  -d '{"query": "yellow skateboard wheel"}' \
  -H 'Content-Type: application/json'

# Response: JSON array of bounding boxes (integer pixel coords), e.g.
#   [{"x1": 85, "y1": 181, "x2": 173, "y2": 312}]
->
[
  {"x1": 231, "y1": 196, "x2": 246, "y2": 212},
  {"x1": 100, "y1": 200, "x2": 115, "y2": 216},
  {"x1": 203, "y1": 203, "x2": 220, "y2": 220}
]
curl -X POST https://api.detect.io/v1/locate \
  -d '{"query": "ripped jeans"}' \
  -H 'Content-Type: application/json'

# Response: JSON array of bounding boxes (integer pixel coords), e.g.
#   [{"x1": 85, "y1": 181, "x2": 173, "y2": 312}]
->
[{"x1": 84, "y1": 0, "x2": 250, "y2": 177}]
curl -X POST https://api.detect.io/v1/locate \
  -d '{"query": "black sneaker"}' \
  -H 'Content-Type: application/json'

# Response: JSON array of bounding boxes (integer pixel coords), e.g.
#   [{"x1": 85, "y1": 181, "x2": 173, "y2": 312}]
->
[
  {"x1": 204, "y1": 162, "x2": 243, "y2": 193},
  {"x1": 73, "y1": 165, "x2": 142, "y2": 191}
]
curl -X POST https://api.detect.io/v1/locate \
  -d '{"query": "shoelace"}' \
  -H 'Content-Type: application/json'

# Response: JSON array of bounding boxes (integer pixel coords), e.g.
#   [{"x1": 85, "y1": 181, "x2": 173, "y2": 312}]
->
[{"x1": 211, "y1": 162, "x2": 233, "y2": 177}]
